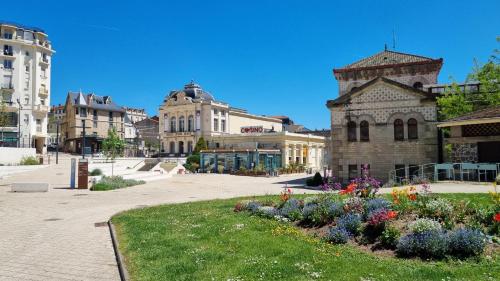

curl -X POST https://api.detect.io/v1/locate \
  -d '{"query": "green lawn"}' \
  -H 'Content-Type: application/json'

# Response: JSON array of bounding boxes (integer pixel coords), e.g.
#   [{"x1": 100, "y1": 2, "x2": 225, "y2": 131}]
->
[{"x1": 111, "y1": 193, "x2": 500, "y2": 281}]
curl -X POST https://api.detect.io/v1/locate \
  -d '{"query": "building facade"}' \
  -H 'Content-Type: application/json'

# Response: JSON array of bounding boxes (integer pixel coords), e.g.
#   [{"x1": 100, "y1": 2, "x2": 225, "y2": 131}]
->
[
  {"x1": 47, "y1": 104, "x2": 65, "y2": 145},
  {"x1": 124, "y1": 107, "x2": 147, "y2": 123},
  {"x1": 0, "y1": 22, "x2": 54, "y2": 153},
  {"x1": 160, "y1": 82, "x2": 325, "y2": 171},
  {"x1": 327, "y1": 50, "x2": 443, "y2": 182},
  {"x1": 61, "y1": 92, "x2": 125, "y2": 154}
]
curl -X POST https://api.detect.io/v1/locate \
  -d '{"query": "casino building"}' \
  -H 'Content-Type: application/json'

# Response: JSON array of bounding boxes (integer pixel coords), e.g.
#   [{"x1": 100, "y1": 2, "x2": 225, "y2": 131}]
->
[{"x1": 158, "y1": 82, "x2": 326, "y2": 172}]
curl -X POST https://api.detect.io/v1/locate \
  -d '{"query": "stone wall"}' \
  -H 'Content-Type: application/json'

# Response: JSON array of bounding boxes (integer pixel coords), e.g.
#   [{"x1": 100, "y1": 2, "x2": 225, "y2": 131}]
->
[{"x1": 449, "y1": 143, "x2": 478, "y2": 163}]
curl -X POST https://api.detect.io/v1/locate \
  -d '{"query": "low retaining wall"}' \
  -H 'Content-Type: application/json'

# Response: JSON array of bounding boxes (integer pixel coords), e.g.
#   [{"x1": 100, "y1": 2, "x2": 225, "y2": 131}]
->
[{"x1": 0, "y1": 147, "x2": 37, "y2": 165}]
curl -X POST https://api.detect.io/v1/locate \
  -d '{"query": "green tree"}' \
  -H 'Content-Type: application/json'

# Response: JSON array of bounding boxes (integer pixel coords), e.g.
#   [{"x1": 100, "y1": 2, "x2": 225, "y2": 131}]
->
[
  {"x1": 102, "y1": 128, "x2": 125, "y2": 176},
  {"x1": 437, "y1": 40, "x2": 500, "y2": 120},
  {"x1": 0, "y1": 101, "x2": 8, "y2": 143},
  {"x1": 193, "y1": 137, "x2": 208, "y2": 153}
]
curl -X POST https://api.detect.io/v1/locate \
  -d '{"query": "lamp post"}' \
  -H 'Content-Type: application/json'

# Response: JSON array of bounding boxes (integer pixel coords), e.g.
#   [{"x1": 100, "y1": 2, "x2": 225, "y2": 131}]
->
[{"x1": 16, "y1": 98, "x2": 22, "y2": 148}]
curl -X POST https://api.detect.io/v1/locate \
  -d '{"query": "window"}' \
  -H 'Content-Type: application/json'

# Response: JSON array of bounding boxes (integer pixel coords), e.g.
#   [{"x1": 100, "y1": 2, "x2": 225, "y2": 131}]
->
[
  {"x1": 347, "y1": 121, "x2": 357, "y2": 141},
  {"x1": 179, "y1": 116, "x2": 185, "y2": 132},
  {"x1": 93, "y1": 121, "x2": 97, "y2": 128},
  {"x1": 360, "y1": 120, "x2": 369, "y2": 141},
  {"x1": 348, "y1": 164, "x2": 358, "y2": 180},
  {"x1": 214, "y1": 109, "x2": 219, "y2": 115},
  {"x1": 80, "y1": 108, "x2": 87, "y2": 117},
  {"x1": 407, "y1": 118, "x2": 418, "y2": 140},
  {"x1": 188, "y1": 115, "x2": 194, "y2": 131},
  {"x1": 409, "y1": 164, "x2": 419, "y2": 179},
  {"x1": 25, "y1": 65, "x2": 29, "y2": 72},
  {"x1": 108, "y1": 111, "x2": 113, "y2": 121},
  {"x1": 36, "y1": 119, "x2": 42, "y2": 132},
  {"x1": 3, "y1": 60, "x2": 13, "y2": 69},
  {"x1": 170, "y1": 117, "x2": 176, "y2": 132},
  {"x1": 75, "y1": 107, "x2": 79, "y2": 115},
  {"x1": 221, "y1": 119, "x2": 226, "y2": 132},
  {"x1": 179, "y1": 141, "x2": 184, "y2": 154},
  {"x1": 24, "y1": 96, "x2": 29, "y2": 105},
  {"x1": 213, "y1": 118, "x2": 219, "y2": 131},
  {"x1": 394, "y1": 119, "x2": 404, "y2": 141},
  {"x1": 2, "y1": 32, "x2": 13, "y2": 39},
  {"x1": 163, "y1": 114, "x2": 168, "y2": 132},
  {"x1": 413, "y1": 82, "x2": 423, "y2": 90},
  {"x1": 3, "y1": 45, "x2": 13, "y2": 56},
  {"x1": 187, "y1": 141, "x2": 193, "y2": 153},
  {"x1": 93, "y1": 110, "x2": 97, "y2": 117}
]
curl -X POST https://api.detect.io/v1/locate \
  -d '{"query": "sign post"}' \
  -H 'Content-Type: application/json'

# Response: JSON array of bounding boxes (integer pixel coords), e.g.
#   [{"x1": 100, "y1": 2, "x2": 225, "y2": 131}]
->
[
  {"x1": 78, "y1": 159, "x2": 89, "y2": 189},
  {"x1": 70, "y1": 158, "x2": 76, "y2": 189}
]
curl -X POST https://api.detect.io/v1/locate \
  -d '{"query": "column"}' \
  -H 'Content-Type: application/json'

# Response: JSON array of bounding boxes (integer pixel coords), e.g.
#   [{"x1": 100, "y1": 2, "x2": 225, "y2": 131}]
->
[
  {"x1": 282, "y1": 143, "x2": 288, "y2": 168},
  {"x1": 298, "y1": 145, "x2": 304, "y2": 165},
  {"x1": 291, "y1": 144, "x2": 296, "y2": 164},
  {"x1": 314, "y1": 145, "x2": 319, "y2": 169}
]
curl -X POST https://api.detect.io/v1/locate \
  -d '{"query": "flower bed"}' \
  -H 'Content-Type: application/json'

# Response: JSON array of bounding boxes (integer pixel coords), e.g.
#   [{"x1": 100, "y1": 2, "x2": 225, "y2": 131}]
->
[{"x1": 235, "y1": 177, "x2": 500, "y2": 260}]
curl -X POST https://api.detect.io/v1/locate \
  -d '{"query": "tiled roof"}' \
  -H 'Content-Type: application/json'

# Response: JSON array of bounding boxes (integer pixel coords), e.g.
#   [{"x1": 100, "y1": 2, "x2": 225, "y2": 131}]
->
[
  {"x1": 68, "y1": 92, "x2": 125, "y2": 112},
  {"x1": 443, "y1": 106, "x2": 500, "y2": 123},
  {"x1": 335, "y1": 50, "x2": 441, "y2": 72},
  {"x1": 326, "y1": 77, "x2": 435, "y2": 108},
  {"x1": 0, "y1": 21, "x2": 45, "y2": 33}
]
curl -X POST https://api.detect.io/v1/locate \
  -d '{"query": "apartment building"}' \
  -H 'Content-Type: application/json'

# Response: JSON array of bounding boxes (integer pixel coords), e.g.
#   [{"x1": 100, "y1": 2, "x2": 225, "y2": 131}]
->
[
  {"x1": 0, "y1": 21, "x2": 54, "y2": 153},
  {"x1": 61, "y1": 92, "x2": 125, "y2": 154},
  {"x1": 47, "y1": 104, "x2": 65, "y2": 145}
]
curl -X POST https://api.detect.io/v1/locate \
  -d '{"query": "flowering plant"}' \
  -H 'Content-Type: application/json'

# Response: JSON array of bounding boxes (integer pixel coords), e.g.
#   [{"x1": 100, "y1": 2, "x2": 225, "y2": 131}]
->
[
  {"x1": 280, "y1": 188, "x2": 293, "y2": 202},
  {"x1": 367, "y1": 209, "x2": 398, "y2": 226}
]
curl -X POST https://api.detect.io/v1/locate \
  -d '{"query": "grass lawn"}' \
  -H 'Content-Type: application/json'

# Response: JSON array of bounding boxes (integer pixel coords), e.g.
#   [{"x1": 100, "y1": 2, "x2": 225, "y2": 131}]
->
[{"x1": 111, "y1": 193, "x2": 500, "y2": 281}]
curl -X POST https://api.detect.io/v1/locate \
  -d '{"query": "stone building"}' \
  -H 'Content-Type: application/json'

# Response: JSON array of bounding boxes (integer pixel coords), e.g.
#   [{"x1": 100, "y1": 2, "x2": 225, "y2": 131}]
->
[
  {"x1": 326, "y1": 50, "x2": 443, "y2": 182},
  {"x1": 159, "y1": 81, "x2": 325, "y2": 171},
  {"x1": 61, "y1": 92, "x2": 125, "y2": 154},
  {"x1": 438, "y1": 106, "x2": 500, "y2": 163},
  {"x1": 47, "y1": 104, "x2": 65, "y2": 145}
]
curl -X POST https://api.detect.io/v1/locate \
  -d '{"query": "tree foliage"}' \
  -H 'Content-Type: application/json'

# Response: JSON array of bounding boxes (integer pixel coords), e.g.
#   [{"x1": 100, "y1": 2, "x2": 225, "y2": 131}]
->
[
  {"x1": 193, "y1": 137, "x2": 208, "y2": 154},
  {"x1": 102, "y1": 128, "x2": 125, "y2": 160},
  {"x1": 437, "y1": 39, "x2": 500, "y2": 120}
]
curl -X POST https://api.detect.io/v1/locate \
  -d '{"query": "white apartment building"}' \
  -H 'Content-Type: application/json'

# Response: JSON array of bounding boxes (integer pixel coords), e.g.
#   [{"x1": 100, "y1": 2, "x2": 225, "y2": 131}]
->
[{"x1": 0, "y1": 22, "x2": 54, "y2": 153}]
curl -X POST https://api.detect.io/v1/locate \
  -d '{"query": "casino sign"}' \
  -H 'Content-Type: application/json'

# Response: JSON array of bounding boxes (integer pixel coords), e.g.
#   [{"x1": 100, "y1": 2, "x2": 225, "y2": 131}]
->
[{"x1": 240, "y1": 126, "x2": 264, "y2": 134}]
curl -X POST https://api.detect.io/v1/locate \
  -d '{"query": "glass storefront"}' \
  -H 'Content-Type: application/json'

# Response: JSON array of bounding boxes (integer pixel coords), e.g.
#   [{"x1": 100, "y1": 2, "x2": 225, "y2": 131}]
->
[{"x1": 200, "y1": 150, "x2": 282, "y2": 173}]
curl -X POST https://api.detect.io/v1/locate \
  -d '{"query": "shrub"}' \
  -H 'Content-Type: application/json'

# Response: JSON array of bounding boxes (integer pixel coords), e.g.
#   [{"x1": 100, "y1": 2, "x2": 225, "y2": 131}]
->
[
  {"x1": 20, "y1": 156, "x2": 39, "y2": 165},
  {"x1": 280, "y1": 198, "x2": 302, "y2": 221},
  {"x1": 409, "y1": 218, "x2": 442, "y2": 234},
  {"x1": 396, "y1": 230, "x2": 449, "y2": 259},
  {"x1": 301, "y1": 203, "x2": 328, "y2": 225},
  {"x1": 326, "y1": 201, "x2": 344, "y2": 219},
  {"x1": 246, "y1": 201, "x2": 261, "y2": 213},
  {"x1": 327, "y1": 227, "x2": 350, "y2": 244},
  {"x1": 365, "y1": 198, "x2": 391, "y2": 215},
  {"x1": 342, "y1": 197, "x2": 364, "y2": 214},
  {"x1": 257, "y1": 206, "x2": 279, "y2": 218},
  {"x1": 449, "y1": 228, "x2": 486, "y2": 258},
  {"x1": 337, "y1": 213, "x2": 362, "y2": 235},
  {"x1": 91, "y1": 176, "x2": 145, "y2": 191},
  {"x1": 90, "y1": 168, "x2": 103, "y2": 176},
  {"x1": 306, "y1": 172, "x2": 323, "y2": 187},
  {"x1": 380, "y1": 226, "x2": 401, "y2": 249},
  {"x1": 420, "y1": 198, "x2": 454, "y2": 220}
]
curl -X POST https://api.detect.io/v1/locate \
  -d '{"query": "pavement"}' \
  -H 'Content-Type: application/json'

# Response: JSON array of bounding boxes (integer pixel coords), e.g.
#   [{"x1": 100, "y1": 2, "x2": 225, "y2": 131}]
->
[{"x1": 0, "y1": 157, "x2": 495, "y2": 281}]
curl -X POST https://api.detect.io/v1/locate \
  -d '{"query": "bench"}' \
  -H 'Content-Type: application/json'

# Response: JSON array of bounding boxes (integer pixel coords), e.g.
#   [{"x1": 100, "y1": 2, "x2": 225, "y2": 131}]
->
[{"x1": 11, "y1": 183, "x2": 49, "y2": 192}]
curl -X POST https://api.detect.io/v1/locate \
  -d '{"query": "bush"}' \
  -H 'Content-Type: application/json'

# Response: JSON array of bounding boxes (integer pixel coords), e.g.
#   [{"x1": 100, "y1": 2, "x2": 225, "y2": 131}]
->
[
  {"x1": 380, "y1": 226, "x2": 401, "y2": 249},
  {"x1": 20, "y1": 156, "x2": 39, "y2": 165},
  {"x1": 342, "y1": 197, "x2": 364, "y2": 214},
  {"x1": 257, "y1": 206, "x2": 279, "y2": 218},
  {"x1": 409, "y1": 218, "x2": 442, "y2": 234},
  {"x1": 449, "y1": 228, "x2": 486, "y2": 258},
  {"x1": 396, "y1": 230, "x2": 449, "y2": 259},
  {"x1": 327, "y1": 227, "x2": 350, "y2": 244},
  {"x1": 306, "y1": 172, "x2": 323, "y2": 187},
  {"x1": 420, "y1": 198, "x2": 454, "y2": 220},
  {"x1": 280, "y1": 198, "x2": 302, "y2": 221},
  {"x1": 90, "y1": 168, "x2": 103, "y2": 176},
  {"x1": 91, "y1": 176, "x2": 145, "y2": 191},
  {"x1": 365, "y1": 198, "x2": 391, "y2": 216},
  {"x1": 337, "y1": 213, "x2": 362, "y2": 235},
  {"x1": 301, "y1": 203, "x2": 328, "y2": 225},
  {"x1": 246, "y1": 201, "x2": 261, "y2": 213},
  {"x1": 326, "y1": 201, "x2": 344, "y2": 219}
]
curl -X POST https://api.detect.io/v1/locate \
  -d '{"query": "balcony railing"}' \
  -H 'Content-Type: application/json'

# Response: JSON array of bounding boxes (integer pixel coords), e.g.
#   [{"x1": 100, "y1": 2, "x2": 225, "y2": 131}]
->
[
  {"x1": 1, "y1": 83, "x2": 13, "y2": 90},
  {"x1": 3, "y1": 50, "x2": 13, "y2": 56},
  {"x1": 39, "y1": 88, "x2": 49, "y2": 97},
  {"x1": 33, "y1": 104, "x2": 49, "y2": 113}
]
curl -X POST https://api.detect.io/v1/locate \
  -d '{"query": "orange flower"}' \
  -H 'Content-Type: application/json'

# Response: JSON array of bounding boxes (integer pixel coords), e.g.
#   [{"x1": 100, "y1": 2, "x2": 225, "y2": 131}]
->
[
  {"x1": 494, "y1": 213, "x2": 500, "y2": 222},
  {"x1": 408, "y1": 194, "x2": 417, "y2": 201},
  {"x1": 387, "y1": 210, "x2": 398, "y2": 219}
]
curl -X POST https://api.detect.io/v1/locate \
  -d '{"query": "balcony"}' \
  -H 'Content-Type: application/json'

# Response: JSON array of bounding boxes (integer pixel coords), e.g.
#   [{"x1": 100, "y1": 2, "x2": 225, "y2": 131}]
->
[
  {"x1": 0, "y1": 83, "x2": 14, "y2": 93},
  {"x1": 33, "y1": 104, "x2": 49, "y2": 114},
  {"x1": 39, "y1": 57, "x2": 49, "y2": 66},
  {"x1": 38, "y1": 88, "x2": 49, "y2": 98},
  {"x1": 1, "y1": 100, "x2": 17, "y2": 112}
]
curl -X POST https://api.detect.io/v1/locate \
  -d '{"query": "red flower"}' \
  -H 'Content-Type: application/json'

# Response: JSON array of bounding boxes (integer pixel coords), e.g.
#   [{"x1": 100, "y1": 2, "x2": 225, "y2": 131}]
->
[
  {"x1": 387, "y1": 210, "x2": 398, "y2": 219},
  {"x1": 494, "y1": 213, "x2": 500, "y2": 223},
  {"x1": 408, "y1": 194, "x2": 417, "y2": 201}
]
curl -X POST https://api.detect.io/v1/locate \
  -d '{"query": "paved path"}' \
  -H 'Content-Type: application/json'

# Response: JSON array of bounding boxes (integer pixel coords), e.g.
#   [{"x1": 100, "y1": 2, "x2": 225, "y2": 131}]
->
[{"x1": 0, "y1": 158, "x2": 495, "y2": 281}]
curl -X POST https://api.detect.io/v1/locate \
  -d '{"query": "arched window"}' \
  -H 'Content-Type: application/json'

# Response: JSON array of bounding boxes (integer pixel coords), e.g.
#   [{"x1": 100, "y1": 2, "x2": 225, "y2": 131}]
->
[
  {"x1": 360, "y1": 121, "x2": 369, "y2": 141},
  {"x1": 413, "y1": 82, "x2": 423, "y2": 90},
  {"x1": 178, "y1": 116, "x2": 185, "y2": 132},
  {"x1": 347, "y1": 121, "x2": 357, "y2": 142},
  {"x1": 170, "y1": 117, "x2": 176, "y2": 132},
  {"x1": 187, "y1": 141, "x2": 193, "y2": 153},
  {"x1": 408, "y1": 118, "x2": 418, "y2": 139},
  {"x1": 188, "y1": 115, "x2": 194, "y2": 131},
  {"x1": 169, "y1": 141, "x2": 175, "y2": 153},
  {"x1": 394, "y1": 119, "x2": 404, "y2": 141},
  {"x1": 179, "y1": 141, "x2": 184, "y2": 154}
]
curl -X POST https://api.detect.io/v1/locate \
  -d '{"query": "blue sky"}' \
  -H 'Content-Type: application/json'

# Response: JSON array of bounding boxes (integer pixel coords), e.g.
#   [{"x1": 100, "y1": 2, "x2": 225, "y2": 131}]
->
[{"x1": 4, "y1": 0, "x2": 499, "y2": 129}]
